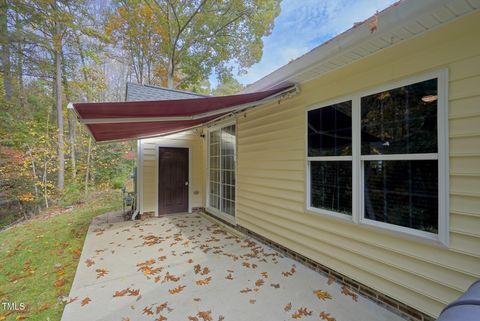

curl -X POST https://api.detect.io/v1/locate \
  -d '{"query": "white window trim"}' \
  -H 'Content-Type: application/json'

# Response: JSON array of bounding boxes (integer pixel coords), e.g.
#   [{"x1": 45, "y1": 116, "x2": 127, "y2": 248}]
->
[
  {"x1": 206, "y1": 119, "x2": 237, "y2": 225},
  {"x1": 305, "y1": 69, "x2": 449, "y2": 246}
]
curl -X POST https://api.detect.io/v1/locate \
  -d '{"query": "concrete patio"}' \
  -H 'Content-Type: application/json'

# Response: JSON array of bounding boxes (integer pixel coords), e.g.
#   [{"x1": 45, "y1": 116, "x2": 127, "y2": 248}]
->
[{"x1": 61, "y1": 212, "x2": 406, "y2": 321}]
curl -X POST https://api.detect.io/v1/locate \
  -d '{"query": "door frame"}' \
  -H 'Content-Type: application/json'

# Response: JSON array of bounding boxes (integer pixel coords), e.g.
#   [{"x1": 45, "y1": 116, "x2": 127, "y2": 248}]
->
[{"x1": 155, "y1": 143, "x2": 192, "y2": 216}]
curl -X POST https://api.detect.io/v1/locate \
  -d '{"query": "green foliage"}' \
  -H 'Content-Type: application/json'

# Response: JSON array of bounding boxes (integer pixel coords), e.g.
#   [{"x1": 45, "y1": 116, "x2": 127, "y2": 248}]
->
[
  {"x1": 107, "y1": 0, "x2": 282, "y2": 89},
  {"x1": 212, "y1": 76, "x2": 245, "y2": 96},
  {"x1": 0, "y1": 190, "x2": 121, "y2": 320}
]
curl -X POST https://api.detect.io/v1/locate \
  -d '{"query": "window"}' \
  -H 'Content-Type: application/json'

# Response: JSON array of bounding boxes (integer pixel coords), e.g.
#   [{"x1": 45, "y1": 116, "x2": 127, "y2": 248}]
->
[
  {"x1": 307, "y1": 72, "x2": 448, "y2": 243},
  {"x1": 208, "y1": 123, "x2": 236, "y2": 220}
]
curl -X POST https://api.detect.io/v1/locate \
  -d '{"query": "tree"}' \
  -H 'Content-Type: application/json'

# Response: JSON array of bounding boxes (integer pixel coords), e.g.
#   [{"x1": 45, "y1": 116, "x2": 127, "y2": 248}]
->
[
  {"x1": 107, "y1": 0, "x2": 281, "y2": 89},
  {"x1": 212, "y1": 76, "x2": 244, "y2": 96}
]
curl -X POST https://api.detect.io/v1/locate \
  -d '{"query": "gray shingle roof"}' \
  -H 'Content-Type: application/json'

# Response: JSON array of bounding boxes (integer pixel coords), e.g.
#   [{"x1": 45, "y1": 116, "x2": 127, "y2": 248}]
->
[{"x1": 125, "y1": 82, "x2": 207, "y2": 101}]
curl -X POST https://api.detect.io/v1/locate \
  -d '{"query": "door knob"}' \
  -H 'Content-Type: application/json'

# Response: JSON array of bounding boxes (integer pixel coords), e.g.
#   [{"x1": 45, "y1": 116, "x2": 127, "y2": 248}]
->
[{"x1": 185, "y1": 181, "x2": 189, "y2": 186}]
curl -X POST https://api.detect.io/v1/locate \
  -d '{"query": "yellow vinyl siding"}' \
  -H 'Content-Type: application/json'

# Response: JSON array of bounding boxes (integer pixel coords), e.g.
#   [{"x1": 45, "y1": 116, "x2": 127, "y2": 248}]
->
[
  {"x1": 140, "y1": 130, "x2": 205, "y2": 213},
  {"x1": 236, "y1": 11, "x2": 480, "y2": 318}
]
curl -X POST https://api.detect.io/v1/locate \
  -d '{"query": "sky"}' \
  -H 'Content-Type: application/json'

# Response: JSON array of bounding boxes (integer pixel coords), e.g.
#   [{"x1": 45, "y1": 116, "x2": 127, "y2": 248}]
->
[{"x1": 212, "y1": 0, "x2": 398, "y2": 87}]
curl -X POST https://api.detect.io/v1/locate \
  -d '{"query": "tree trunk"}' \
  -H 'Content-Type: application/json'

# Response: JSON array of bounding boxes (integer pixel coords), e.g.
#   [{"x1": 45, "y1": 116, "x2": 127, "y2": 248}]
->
[
  {"x1": 84, "y1": 137, "x2": 91, "y2": 196},
  {"x1": 0, "y1": 0, "x2": 12, "y2": 101},
  {"x1": 61, "y1": 51, "x2": 76, "y2": 180},
  {"x1": 167, "y1": 58, "x2": 174, "y2": 89},
  {"x1": 55, "y1": 21, "x2": 64, "y2": 191},
  {"x1": 15, "y1": 12, "x2": 24, "y2": 107}
]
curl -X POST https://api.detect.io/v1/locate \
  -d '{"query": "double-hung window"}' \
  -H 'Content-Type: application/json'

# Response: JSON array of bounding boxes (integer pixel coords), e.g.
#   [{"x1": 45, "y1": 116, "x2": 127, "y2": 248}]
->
[
  {"x1": 207, "y1": 123, "x2": 236, "y2": 221},
  {"x1": 307, "y1": 71, "x2": 448, "y2": 243}
]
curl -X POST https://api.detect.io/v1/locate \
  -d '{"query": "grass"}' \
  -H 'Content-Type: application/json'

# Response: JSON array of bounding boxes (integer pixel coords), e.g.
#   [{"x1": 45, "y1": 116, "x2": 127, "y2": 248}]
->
[{"x1": 0, "y1": 190, "x2": 122, "y2": 321}]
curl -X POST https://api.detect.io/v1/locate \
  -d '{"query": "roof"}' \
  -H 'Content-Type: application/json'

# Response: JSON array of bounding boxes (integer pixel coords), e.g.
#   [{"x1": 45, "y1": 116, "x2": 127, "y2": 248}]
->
[
  {"x1": 242, "y1": 0, "x2": 479, "y2": 93},
  {"x1": 125, "y1": 82, "x2": 207, "y2": 101}
]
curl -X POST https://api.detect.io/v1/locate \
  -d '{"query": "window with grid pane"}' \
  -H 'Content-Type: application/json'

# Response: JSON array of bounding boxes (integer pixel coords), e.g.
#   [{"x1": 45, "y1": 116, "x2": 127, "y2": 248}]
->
[
  {"x1": 306, "y1": 73, "x2": 446, "y2": 240},
  {"x1": 208, "y1": 124, "x2": 236, "y2": 217}
]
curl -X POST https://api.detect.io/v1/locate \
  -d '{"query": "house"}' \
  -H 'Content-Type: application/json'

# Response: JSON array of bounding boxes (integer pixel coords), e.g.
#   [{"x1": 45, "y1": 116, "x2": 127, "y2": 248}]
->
[{"x1": 71, "y1": 0, "x2": 480, "y2": 319}]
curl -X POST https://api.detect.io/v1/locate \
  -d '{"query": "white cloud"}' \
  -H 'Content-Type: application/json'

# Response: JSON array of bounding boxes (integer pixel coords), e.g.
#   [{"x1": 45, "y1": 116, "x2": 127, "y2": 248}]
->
[{"x1": 236, "y1": 0, "x2": 398, "y2": 85}]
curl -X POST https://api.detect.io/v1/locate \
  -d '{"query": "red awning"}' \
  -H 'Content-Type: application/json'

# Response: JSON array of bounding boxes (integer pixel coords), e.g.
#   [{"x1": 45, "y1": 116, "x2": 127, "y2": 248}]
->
[{"x1": 72, "y1": 85, "x2": 295, "y2": 142}]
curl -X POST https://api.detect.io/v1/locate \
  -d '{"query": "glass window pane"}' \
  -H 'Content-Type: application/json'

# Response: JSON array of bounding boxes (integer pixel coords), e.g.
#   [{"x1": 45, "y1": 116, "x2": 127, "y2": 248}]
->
[
  {"x1": 364, "y1": 160, "x2": 438, "y2": 233},
  {"x1": 310, "y1": 161, "x2": 352, "y2": 215},
  {"x1": 361, "y1": 78, "x2": 438, "y2": 155},
  {"x1": 308, "y1": 101, "x2": 352, "y2": 156}
]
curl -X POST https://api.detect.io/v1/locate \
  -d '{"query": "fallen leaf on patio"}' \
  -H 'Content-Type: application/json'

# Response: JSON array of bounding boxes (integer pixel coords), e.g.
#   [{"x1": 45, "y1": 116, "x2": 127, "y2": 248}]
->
[
  {"x1": 137, "y1": 259, "x2": 156, "y2": 267},
  {"x1": 158, "y1": 256, "x2": 167, "y2": 261},
  {"x1": 95, "y1": 268, "x2": 109, "y2": 278},
  {"x1": 155, "y1": 315, "x2": 167, "y2": 321},
  {"x1": 81, "y1": 297, "x2": 91, "y2": 306},
  {"x1": 156, "y1": 302, "x2": 168, "y2": 313},
  {"x1": 168, "y1": 285, "x2": 186, "y2": 294},
  {"x1": 327, "y1": 276, "x2": 334, "y2": 285},
  {"x1": 143, "y1": 307, "x2": 154, "y2": 315},
  {"x1": 255, "y1": 279, "x2": 264, "y2": 287},
  {"x1": 154, "y1": 276, "x2": 161, "y2": 283},
  {"x1": 122, "y1": 318, "x2": 130, "y2": 321},
  {"x1": 314, "y1": 290, "x2": 332, "y2": 301},
  {"x1": 341, "y1": 286, "x2": 358, "y2": 302},
  {"x1": 193, "y1": 298, "x2": 201, "y2": 302},
  {"x1": 114, "y1": 288, "x2": 129, "y2": 297},
  {"x1": 292, "y1": 307, "x2": 312, "y2": 319},
  {"x1": 240, "y1": 288, "x2": 252, "y2": 293},
  {"x1": 194, "y1": 264, "x2": 201, "y2": 274},
  {"x1": 196, "y1": 276, "x2": 212, "y2": 285},
  {"x1": 201, "y1": 267, "x2": 210, "y2": 275},
  {"x1": 242, "y1": 262, "x2": 250, "y2": 268},
  {"x1": 85, "y1": 259, "x2": 95, "y2": 267},
  {"x1": 197, "y1": 310, "x2": 213, "y2": 321},
  {"x1": 65, "y1": 296, "x2": 78, "y2": 304},
  {"x1": 225, "y1": 273, "x2": 233, "y2": 280},
  {"x1": 54, "y1": 279, "x2": 65, "y2": 287},
  {"x1": 164, "y1": 272, "x2": 180, "y2": 282},
  {"x1": 284, "y1": 302, "x2": 292, "y2": 312},
  {"x1": 320, "y1": 311, "x2": 336, "y2": 321},
  {"x1": 261, "y1": 272, "x2": 268, "y2": 278},
  {"x1": 188, "y1": 259, "x2": 193, "y2": 264},
  {"x1": 128, "y1": 289, "x2": 140, "y2": 296},
  {"x1": 249, "y1": 299, "x2": 256, "y2": 304},
  {"x1": 188, "y1": 317, "x2": 199, "y2": 321},
  {"x1": 270, "y1": 283, "x2": 280, "y2": 288},
  {"x1": 252, "y1": 264, "x2": 257, "y2": 269},
  {"x1": 218, "y1": 316, "x2": 225, "y2": 321}
]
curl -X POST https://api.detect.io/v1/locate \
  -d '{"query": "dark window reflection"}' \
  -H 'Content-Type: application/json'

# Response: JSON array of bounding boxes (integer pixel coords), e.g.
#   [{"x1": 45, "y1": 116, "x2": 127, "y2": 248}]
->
[
  {"x1": 310, "y1": 161, "x2": 352, "y2": 215},
  {"x1": 361, "y1": 79, "x2": 437, "y2": 155},
  {"x1": 308, "y1": 101, "x2": 352, "y2": 156},
  {"x1": 364, "y1": 160, "x2": 438, "y2": 233}
]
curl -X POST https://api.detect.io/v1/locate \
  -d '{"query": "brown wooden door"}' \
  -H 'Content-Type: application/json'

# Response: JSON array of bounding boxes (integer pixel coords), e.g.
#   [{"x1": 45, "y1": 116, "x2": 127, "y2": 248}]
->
[{"x1": 158, "y1": 147, "x2": 189, "y2": 214}]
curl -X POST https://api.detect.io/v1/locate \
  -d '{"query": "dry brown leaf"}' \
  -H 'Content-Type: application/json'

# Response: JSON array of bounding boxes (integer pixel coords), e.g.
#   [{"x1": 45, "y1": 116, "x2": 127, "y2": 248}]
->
[
  {"x1": 218, "y1": 316, "x2": 225, "y2": 321},
  {"x1": 156, "y1": 302, "x2": 168, "y2": 313},
  {"x1": 270, "y1": 283, "x2": 280, "y2": 289},
  {"x1": 155, "y1": 315, "x2": 167, "y2": 321},
  {"x1": 196, "y1": 276, "x2": 212, "y2": 286},
  {"x1": 341, "y1": 286, "x2": 358, "y2": 301},
  {"x1": 320, "y1": 311, "x2": 336, "y2": 321},
  {"x1": 143, "y1": 307, "x2": 154, "y2": 315},
  {"x1": 249, "y1": 299, "x2": 256, "y2": 304},
  {"x1": 65, "y1": 296, "x2": 78, "y2": 305},
  {"x1": 284, "y1": 302, "x2": 292, "y2": 312},
  {"x1": 85, "y1": 259, "x2": 95, "y2": 267},
  {"x1": 164, "y1": 272, "x2": 180, "y2": 282},
  {"x1": 81, "y1": 297, "x2": 91, "y2": 306},
  {"x1": 168, "y1": 285, "x2": 186, "y2": 294},
  {"x1": 113, "y1": 288, "x2": 130, "y2": 297},
  {"x1": 197, "y1": 310, "x2": 213, "y2": 321},
  {"x1": 128, "y1": 289, "x2": 140, "y2": 296},
  {"x1": 292, "y1": 307, "x2": 312, "y2": 319},
  {"x1": 193, "y1": 298, "x2": 201, "y2": 302},
  {"x1": 194, "y1": 264, "x2": 201, "y2": 274},
  {"x1": 201, "y1": 267, "x2": 210, "y2": 275},
  {"x1": 54, "y1": 279, "x2": 65, "y2": 287},
  {"x1": 240, "y1": 288, "x2": 252, "y2": 293},
  {"x1": 38, "y1": 303, "x2": 50, "y2": 311},
  {"x1": 188, "y1": 317, "x2": 199, "y2": 321},
  {"x1": 260, "y1": 272, "x2": 268, "y2": 278},
  {"x1": 225, "y1": 273, "x2": 233, "y2": 280},
  {"x1": 327, "y1": 276, "x2": 334, "y2": 285},
  {"x1": 314, "y1": 290, "x2": 332, "y2": 301},
  {"x1": 95, "y1": 268, "x2": 109, "y2": 278},
  {"x1": 255, "y1": 279, "x2": 264, "y2": 287}
]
